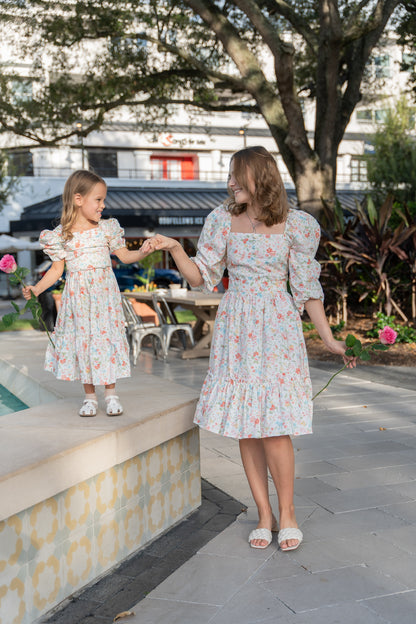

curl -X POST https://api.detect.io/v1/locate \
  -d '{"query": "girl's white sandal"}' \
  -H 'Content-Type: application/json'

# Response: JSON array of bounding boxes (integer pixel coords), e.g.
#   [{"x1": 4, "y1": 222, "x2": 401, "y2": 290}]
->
[
  {"x1": 79, "y1": 398, "x2": 98, "y2": 417},
  {"x1": 248, "y1": 528, "x2": 273, "y2": 549},
  {"x1": 105, "y1": 395, "x2": 123, "y2": 416}
]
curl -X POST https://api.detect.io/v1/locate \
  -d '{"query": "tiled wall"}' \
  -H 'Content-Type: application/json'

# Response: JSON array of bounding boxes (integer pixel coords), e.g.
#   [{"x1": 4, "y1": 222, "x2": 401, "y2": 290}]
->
[{"x1": 0, "y1": 427, "x2": 200, "y2": 624}]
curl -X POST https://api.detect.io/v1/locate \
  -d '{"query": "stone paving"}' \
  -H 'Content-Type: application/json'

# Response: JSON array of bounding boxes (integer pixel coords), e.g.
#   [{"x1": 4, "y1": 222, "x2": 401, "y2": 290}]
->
[{"x1": 36, "y1": 349, "x2": 416, "y2": 624}]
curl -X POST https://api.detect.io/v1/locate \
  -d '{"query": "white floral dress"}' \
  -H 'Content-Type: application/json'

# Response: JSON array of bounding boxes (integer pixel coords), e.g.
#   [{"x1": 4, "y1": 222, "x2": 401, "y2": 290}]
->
[
  {"x1": 192, "y1": 205, "x2": 324, "y2": 439},
  {"x1": 39, "y1": 218, "x2": 130, "y2": 386}
]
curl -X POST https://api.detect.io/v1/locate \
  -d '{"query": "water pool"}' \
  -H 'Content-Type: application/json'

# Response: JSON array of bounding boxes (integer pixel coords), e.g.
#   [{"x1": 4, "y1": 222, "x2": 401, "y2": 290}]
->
[{"x1": 0, "y1": 384, "x2": 28, "y2": 415}]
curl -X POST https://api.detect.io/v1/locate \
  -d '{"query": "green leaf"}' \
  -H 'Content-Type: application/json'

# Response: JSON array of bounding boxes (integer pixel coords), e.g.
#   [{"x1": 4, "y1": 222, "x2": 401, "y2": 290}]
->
[
  {"x1": 360, "y1": 350, "x2": 371, "y2": 361},
  {"x1": 353, "y1": 340, "x2": 362, "y2": 356},
  {"x1": 372, "y1": 343, "x2": 389, "y2": 351},
  {"x1": 345, "y1": 348, "x2": 354, "y2": 357},
  {"x1": 8, "y1": 274, "x2": 20, "y2": 286},
  {"x1": 2, "y1": 312, "x2": 18, "y2": 327},
  {"x1": 11, "y1": 301, "x2": 20, "y2": 313},
  {"x1": 345, "y1": 334, "x2": 357, "y2": 347}
]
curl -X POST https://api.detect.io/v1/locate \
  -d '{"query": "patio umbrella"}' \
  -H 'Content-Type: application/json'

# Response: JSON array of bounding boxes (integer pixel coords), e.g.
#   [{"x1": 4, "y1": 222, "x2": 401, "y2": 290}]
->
[{"x1": 0, "y1": 234, "x2": 41, "y2": 252}]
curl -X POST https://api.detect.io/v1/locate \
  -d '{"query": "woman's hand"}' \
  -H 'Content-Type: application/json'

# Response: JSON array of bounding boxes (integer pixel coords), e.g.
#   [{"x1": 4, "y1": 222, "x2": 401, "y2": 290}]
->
[
  {"x1": 22, "y1": 285, "x2": 38, "y2": 300},
  {"x1": 151, "y1": 234, "x2": 181, "y2": 252},
  {"x1": 325, "y1": 338, "x2": 357, "y2": 368}
]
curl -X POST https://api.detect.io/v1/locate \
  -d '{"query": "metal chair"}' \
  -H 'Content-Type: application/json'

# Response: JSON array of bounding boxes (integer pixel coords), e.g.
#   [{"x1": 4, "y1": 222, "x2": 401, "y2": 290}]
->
[
  {"x1": 121, "y1": 296, "x2": 164, "y2": 364},
  {"x1": 151, "y1": 293, "x2": 195, "y2": 357}
]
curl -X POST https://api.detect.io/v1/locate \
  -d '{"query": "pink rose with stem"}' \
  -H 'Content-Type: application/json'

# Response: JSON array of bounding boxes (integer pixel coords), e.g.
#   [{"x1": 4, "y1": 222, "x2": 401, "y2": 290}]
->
[
  {"x1": 312, "y1": 327, "x2": 396, "y2": 400},
  {"x1": 0, "y1": 254, "x2": 55, "y2": 348}
]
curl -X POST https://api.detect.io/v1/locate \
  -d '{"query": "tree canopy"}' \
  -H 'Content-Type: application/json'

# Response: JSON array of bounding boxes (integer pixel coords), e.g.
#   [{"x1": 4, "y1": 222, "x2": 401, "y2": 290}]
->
[{"x1": 0, "y1": 0, "x2": 408, "y2": 214}]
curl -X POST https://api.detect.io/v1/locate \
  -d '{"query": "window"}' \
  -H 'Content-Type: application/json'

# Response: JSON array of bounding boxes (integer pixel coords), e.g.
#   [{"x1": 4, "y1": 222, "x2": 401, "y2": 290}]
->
[
  {"x1": 150, "y1": 155, "x2": 198, "y2": 180},
  {"x1": 374, "y1": 54, "x2": 391, "y2": 79},
  {"x1": 8, "y1": 150, "x2": 33, "y2": 176},
  {"x1": 10, "y1": 79, "x2": 32, "y2": 103},
  {"x1": 374, "y1": 109, "x2": 389, "y2": 123},
  {"x1": 87, "y1": 150, "x2": 118, "y2": 177},
  {"x1": 356, "y1": 109, "x2": 372, "y2": 122},
  {"x1": 350, "y1": 157, "x2": 367, "y2": 183}
]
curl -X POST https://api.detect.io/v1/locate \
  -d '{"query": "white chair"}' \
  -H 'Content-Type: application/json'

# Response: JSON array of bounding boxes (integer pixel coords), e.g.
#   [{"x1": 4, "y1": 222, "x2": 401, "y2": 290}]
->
[
  {"x1": 151, "y1": 293, "x2": 194, "y2": 357},
  {"x1": 121, "y1": 296, "x2": 164, "y2": 364}
]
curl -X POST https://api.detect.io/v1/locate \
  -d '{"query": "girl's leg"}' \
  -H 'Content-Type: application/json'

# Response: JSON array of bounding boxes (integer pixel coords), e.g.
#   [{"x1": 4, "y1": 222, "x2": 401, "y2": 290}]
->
[
  {"x1": 262, "y1": 435, "x2": 299, "y2": 550},
  {"x1": 79, "y1": 383, "x2": 97, "y2": 416},
  {"x1": 239, "y1": 439, "x2": 277, "y2": 547},
  {"x1": 104, "y1": 383, "x2": 123, "y2": 416}
]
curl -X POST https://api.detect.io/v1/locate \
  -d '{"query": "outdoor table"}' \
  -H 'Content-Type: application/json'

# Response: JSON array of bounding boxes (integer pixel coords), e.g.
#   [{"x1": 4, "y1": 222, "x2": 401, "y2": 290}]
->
[{"x1": 126, "y1": 290, "x2": 223, "y2": 358}]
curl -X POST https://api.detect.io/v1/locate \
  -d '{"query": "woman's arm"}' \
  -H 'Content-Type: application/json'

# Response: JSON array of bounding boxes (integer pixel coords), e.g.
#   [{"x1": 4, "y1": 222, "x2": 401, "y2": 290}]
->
[
  {"x1": 22, "y1": 260, "x2": 65, "y2": 299},
  {"x1": 151, "y1": 235, "x2": 204, "y2": 288},
  {"x1": 304, "y1": 299, "x2": 356, "y2": 368}
]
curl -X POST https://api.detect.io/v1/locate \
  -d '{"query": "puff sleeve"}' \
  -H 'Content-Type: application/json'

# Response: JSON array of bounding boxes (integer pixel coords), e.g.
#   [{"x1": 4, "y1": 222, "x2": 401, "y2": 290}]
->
[
  {"x1": 102, "y1": 218, "x2": 126, "y2": 252},
  {"x1": 191, "y1": 205, "x2": 230, "y2": 291},
  {"x1": 287, "y1": 210, "x2": 324, "y2": 315},
  {"x1": 39, "y1": 227, "x2": 66, "y2": 261}
]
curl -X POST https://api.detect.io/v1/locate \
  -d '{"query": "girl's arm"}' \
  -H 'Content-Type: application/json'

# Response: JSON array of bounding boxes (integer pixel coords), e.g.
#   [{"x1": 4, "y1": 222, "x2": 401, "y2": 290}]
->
[
  {"x1": 22, "y1": 260, "x2": 65, "y2": 299},
  {"x1": 151, "y1": 234, "x2": 204, "y2": 288},
  {"x1": 112, "y1": 239, "x2": 154, "y2": 265},
  {"x1": 304, "y1": 299, "x2": 356, "y2": 368}
]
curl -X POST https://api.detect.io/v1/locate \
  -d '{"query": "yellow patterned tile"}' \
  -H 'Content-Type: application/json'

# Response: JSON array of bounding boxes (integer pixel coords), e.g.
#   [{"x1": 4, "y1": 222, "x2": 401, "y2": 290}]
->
[
  {"x1": 145, "y1": 446, "x2": 165, "y2": 487},
  {"x1": 29, "y1": 499, "x2": 59, "y2": 551},
  {"x1": 30, "y1": 552, "x2": 61, "y2": 613},
  {"x1": 66, "y1": 535, "x2": 93, "y2": 589},
  {"x1": 121, "y1": 455, "x2": 144, "y2": 501},
  {"x1": 168, "y1": 480, "x2": 185, "y2": 521},
  {"x1": 123, "y1": 501, "x2": 146, "y2": 551},
  {"x1": 95, "y1": 468, "x2": 119, "y2": 516},
  {"x1": 96, "y1": 518, "x2": 120, "y2": 571},
  {"x1": 0, "y1": 571, "x2": 26, "y2": 624},
  {"x1": 184, "y1": 427, "x2": 199, "y2": 466},
  {"x1": 166, "y1": 437, "x2": 183, "y2": 475},
  {"x1": 63, "y1": 482, "x2": 93, "y2": 532},
  {"x1": 188, "y1": 469, "x2": 202, "y2": 507},
  {"x1": 0, "y1": 516, "x2": 24, "y2": 572},
  {"x1": 147, "y1": 491, "x2": 166, "y2": 535}
]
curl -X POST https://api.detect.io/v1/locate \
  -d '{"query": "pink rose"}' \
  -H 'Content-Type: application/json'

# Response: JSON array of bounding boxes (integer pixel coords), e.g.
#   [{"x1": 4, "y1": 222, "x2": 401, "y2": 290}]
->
[
  {"x1": 0, "y1": 254, "x2": 17, "y2": 274},
  {"x1": 378, "y1": 326, "x2": 397, "y2": 345}
]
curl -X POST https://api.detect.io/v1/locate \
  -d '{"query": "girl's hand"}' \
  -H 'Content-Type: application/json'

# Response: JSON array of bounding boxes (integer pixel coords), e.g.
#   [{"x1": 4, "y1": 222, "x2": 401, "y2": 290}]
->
[
  {"x1": 325, "y1": 338, "x2": 357, "y2": 368},
  {"x1": 22, "y1": 285, "x2": 37, "y2": 300},
  {"x1": 139, "y1": 239, "x2": 155, "y2": 258},
  {"x1": 151, "y1": 234, "x2": 181, "y2": 252}
]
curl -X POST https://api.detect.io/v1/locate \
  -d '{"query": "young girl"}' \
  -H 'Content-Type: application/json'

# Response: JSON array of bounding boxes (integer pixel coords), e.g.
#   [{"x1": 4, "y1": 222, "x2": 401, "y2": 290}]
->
[
  {"x1": 23, "y1": 170, "x2": 153, "y2": 417},
  {"x1": 150, "y1": 146, "x2": 355, "y2": 551}
]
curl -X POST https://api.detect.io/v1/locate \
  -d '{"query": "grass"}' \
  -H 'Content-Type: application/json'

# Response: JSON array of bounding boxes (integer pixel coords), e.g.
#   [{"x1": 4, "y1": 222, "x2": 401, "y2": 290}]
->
[
  {"x1": 174, "y1": 309, "x2": 197, "y2": 323},
  {"x1": 0, "y1": 318, "x2": 39, "y2": 332}
]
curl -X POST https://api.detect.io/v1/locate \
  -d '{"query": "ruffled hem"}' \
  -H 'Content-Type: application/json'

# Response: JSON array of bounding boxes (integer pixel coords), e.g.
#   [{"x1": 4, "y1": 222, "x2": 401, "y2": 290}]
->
[{"x1": 193, "y1": 373, "x2": 313, "y2": 439}]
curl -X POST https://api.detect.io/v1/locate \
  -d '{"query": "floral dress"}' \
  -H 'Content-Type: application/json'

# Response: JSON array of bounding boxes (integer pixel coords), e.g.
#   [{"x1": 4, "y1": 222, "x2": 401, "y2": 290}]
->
[
  {"x1": 39, "y1": 218, "x2": 130, "y2": 386},
  {"x1": 192, "y1": 205, "x2": 324, "y2": 439}
]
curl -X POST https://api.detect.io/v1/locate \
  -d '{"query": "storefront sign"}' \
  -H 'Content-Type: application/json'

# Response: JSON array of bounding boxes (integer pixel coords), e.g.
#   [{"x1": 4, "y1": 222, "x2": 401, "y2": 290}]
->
[{"x1": 158, "y1": 216, "x2": 205, "y2": 225}]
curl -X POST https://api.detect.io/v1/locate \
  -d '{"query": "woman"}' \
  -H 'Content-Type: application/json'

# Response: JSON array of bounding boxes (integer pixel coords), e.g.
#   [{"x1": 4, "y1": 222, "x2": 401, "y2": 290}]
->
[{"x1": 151, "y1": 146, "x2": 354, "y2": 550}]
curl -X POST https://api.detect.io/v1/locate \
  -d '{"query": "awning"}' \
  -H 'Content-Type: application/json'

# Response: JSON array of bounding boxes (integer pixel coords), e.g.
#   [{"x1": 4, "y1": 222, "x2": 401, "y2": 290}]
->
[
  {"x1": 10, "y1": 186, "x2": 365, "y2": 235},
  {"x1": 0, "y1": 234, "x2": 41, "y2": 251}
]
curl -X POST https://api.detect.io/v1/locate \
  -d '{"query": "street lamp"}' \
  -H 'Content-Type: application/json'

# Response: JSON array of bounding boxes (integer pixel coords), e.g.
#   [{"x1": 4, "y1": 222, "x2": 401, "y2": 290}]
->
[
  {"x1": 75, "y1": 121, "x2": 85, "y2": 169},
  {"x1": 239, "y1": 127, "x2": 247, "y2": 148}
]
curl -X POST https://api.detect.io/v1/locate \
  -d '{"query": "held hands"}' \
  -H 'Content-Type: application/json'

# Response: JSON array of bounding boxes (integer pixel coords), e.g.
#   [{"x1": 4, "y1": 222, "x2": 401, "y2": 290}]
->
[{"x1": 150, "y1": 234, "x2": 181, "y2": 252}]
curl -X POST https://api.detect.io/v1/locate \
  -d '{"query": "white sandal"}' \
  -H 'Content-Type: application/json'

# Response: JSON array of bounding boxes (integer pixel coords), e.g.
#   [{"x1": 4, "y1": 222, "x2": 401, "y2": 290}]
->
[
  {"x1": 105, "y1": 395, "x2": 123, "y2": 416},
  {"x1": 248, "y1": 528, "x2": 273, "y2": 549},
  {"x1": 278, "y1": 528, "x2": 303, "y2": 551},
  {"x1": 79, "y1": 398, "x2": 98, "y2": 417}
]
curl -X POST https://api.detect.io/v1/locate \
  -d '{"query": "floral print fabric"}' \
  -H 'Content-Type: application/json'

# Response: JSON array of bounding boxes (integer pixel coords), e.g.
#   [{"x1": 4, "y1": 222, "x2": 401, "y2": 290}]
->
[
  {"x1": 39, "y1": 218, "x2": 130, "y2": 385},
  {"x1": 192, "y1": 205, "x2": 324, "y2": 439}
]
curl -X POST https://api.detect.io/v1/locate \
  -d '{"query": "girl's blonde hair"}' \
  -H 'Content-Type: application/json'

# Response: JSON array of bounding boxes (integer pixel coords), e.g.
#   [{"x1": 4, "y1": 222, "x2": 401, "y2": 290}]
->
[
  {"x1": 226, "y1": 146, "x2": 288, "y2": 225},
  {"x1": 61, "y1": 170, "x2": 106, "y2": 240}
]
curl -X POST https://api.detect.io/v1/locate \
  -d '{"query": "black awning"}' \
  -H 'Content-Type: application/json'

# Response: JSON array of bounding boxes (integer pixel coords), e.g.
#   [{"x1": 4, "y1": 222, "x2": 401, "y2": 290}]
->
[{"x1": 10, "y1": 185, "x2": 364, "y2": 234}]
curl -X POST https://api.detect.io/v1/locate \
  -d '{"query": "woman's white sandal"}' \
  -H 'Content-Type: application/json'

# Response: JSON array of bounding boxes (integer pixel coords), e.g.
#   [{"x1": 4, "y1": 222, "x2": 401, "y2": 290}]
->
[
  {"x1": 79, "y1": 398, "x2": 98, "y2": 417},
  {"x1": 105, "y1": 395, "x2": 123, "y2": 416},
  {"x1": 248, "y1": 528, "x2": 273, "y2": 549},
  {"x1": 278, "y1": 528, "x2": 303, "y2": 551}
]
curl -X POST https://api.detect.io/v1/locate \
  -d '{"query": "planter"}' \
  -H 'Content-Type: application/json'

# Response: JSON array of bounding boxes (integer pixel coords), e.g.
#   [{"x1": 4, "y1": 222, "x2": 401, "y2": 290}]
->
[{"x1": 129, "y1": 298, "x2": 159, "y2": 324}]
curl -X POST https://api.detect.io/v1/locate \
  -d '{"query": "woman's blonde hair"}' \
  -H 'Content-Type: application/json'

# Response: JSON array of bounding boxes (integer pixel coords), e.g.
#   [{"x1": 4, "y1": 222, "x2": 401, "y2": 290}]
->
[
  {"x1": 60, "y1": 170, "x2": 106, "y2": 240},
  {"x1": 226, "y1": 146, "x2": 288, "y2": 225}
]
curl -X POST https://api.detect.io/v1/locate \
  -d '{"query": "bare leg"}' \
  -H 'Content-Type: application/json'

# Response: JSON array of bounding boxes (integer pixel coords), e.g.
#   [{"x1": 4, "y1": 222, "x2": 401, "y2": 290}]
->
[
  {"x1": 239, "y1": 439, "x2": 277, "y2": 547},
  {"x1": 263, "y1": 436, "x2": 300, "y2": 550},
  {"x1": 105, "y1": 383, "x2": 116, "y2": 394},
  {"x1": 83, "y1": 383, "x2": 95, "y2": 395}
]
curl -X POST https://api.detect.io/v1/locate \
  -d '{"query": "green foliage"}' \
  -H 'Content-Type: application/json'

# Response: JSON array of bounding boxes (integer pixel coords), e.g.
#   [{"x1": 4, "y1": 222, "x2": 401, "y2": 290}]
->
[
  {"x1": 137, "y1": 250, "x2": 163, "y2": 287},
  {"x1": 366, "y1": 98, "x2": 416, "y2": 205},
  {"x1": 366, "y1": 312, "x2": 416, "y2": 344},
  {"x1": 0, "y1": 150, "x2": 17, "y2": 214}
]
